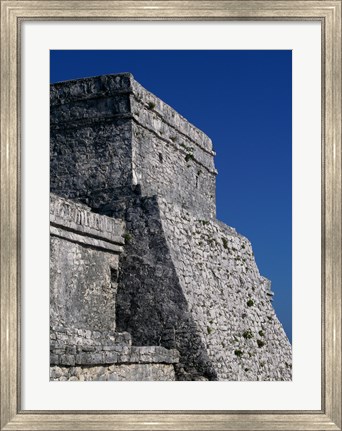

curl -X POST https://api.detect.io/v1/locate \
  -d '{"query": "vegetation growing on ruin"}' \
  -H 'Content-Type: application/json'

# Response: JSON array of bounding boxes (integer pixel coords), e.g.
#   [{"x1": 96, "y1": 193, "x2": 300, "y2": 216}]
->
[
  {"x1": 242, "y1": 330, "x2": 253, "y2": 339},
  {"x1": 257, "y1": 339, "x2": 266, "y2": 348},
  {"x1": 222, "y1": 237, "x2": 228, "y2": 249},
  {"x1": 123, "y1": 233, "x2": 132, "y2": 243},
  {"x1": 185, "y1": 153, "x2": 195, "y2": 163}
]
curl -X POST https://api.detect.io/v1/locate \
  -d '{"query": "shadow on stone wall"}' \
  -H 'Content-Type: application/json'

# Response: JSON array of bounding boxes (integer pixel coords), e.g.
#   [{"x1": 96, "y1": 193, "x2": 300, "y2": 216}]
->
[{"x1": 98, "y1": 190, "x2": 217, "y2": 381}]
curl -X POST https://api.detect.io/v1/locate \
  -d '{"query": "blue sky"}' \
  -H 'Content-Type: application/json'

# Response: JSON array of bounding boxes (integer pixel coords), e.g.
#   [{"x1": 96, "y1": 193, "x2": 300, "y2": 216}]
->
[{"x1": 51, "y1": 50, "x2": 292, "y2": 342}]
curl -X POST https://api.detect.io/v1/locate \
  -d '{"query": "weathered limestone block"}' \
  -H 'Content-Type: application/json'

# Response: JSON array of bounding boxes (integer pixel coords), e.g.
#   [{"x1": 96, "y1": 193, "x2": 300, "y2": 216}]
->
[
  {"x1": 50, "y1": 195, "x2": 125, "y2": 333},
  {"x1": 50, "y1": 363, "x2": 177, "y2": 381},
  {"x1": 50, "y1": 321, "x2": 180, "y2": 379},
  {"x1": 50, "y1": 193, "x2": 125, "y2": 244}
]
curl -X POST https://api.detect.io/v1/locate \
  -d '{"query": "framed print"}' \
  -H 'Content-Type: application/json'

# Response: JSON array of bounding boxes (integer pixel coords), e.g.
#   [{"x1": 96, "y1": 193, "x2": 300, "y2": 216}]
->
[
  {"x1": 1, "y1": 1, "x2": 341, "y2": 430},
  {"x1": 47, "y1": 50, "x2": 293, "y2": 385}
]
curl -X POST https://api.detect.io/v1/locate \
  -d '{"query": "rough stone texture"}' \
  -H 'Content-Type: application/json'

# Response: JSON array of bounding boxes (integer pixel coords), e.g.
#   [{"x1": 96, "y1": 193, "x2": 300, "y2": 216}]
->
[
  {"x1": 158, "y1": 198, "x2": 292, "y2": 380},
  {"x1": 50, "y1": 363, "x2": 176, "y2": 381},
  {"x1": 50, "y1": 193, "x2": 179, "y2": 380},
  {"x1": 51, "y1": 73, "x2": 216, "y2": 219},
  {"x1": 50, "y1": 327, "x2": 179, "y2": 367},
  {"x1": 50, "y1": 194, "x2": 124, "y2": 333},
  {"x1": 50, "y1": 73, "x2": 292, "y2": 381},
  {"x1": 110, "y1": 194, "x2": 216, "y2": 380}
]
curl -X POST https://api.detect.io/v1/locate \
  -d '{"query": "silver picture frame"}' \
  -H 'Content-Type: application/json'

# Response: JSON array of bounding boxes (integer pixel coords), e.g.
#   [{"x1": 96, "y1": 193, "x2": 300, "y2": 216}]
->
[{"x1": 1, "y1": 1, "x2": 341, "y2": 429}]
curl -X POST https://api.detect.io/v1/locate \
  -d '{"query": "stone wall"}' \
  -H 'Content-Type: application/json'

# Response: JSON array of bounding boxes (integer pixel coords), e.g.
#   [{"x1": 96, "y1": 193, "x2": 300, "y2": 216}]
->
[
  {"x1": 50, "y1": 74, "x2": 133, "y2": 204},
  {"x1": 110, "y1": 194, "x2": 216, "y2": 381},
  {"x1": 101, "y1": 193, "x2": 291, "y2": 381},
  {"x1": 50, "y1": 194, "x2": 180, "y2": 380},
  {"x1": 158, "y1": 198, "x2": 292, "y2": 380},
  {"x1": 50, "y1": 194, "x2": 125, "y2": 333},
  {"x1": 130, "y1": 77, "x2": 216, "y2": 219},
  {"x1": 50, "y1": 120, "x2": 133, "y2": 205},
  {"x1": 50, "y1": 73, "x2": 216, "y2": 218}
]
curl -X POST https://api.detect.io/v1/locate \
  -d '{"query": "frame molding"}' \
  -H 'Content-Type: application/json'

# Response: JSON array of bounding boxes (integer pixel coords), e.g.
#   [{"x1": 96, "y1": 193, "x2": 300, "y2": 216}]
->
[{"x1": 1, "y1": 1, "x2": 341, "y2": 430}]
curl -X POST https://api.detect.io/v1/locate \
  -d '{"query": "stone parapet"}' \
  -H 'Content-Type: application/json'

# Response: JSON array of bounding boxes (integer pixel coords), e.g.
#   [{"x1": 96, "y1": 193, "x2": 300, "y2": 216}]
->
[
  {"x1": 131, "y1": 78, "x2": 214, "y2": 155},
  {"x1": 50, "y1": 193, "x2": 125, "y2": 245},
  {"x1": 50, "y1": 73, "x2": 134, "y2": 107},
  {"x1": 50, "y1": 74, "x2": 217, "y2": 218},
  {"x1": 50, "y1": 195, "x2": 125, "y2": 334},
  {"x1": 50, "y1": 73, "x2": 213, "y2": 154}
]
